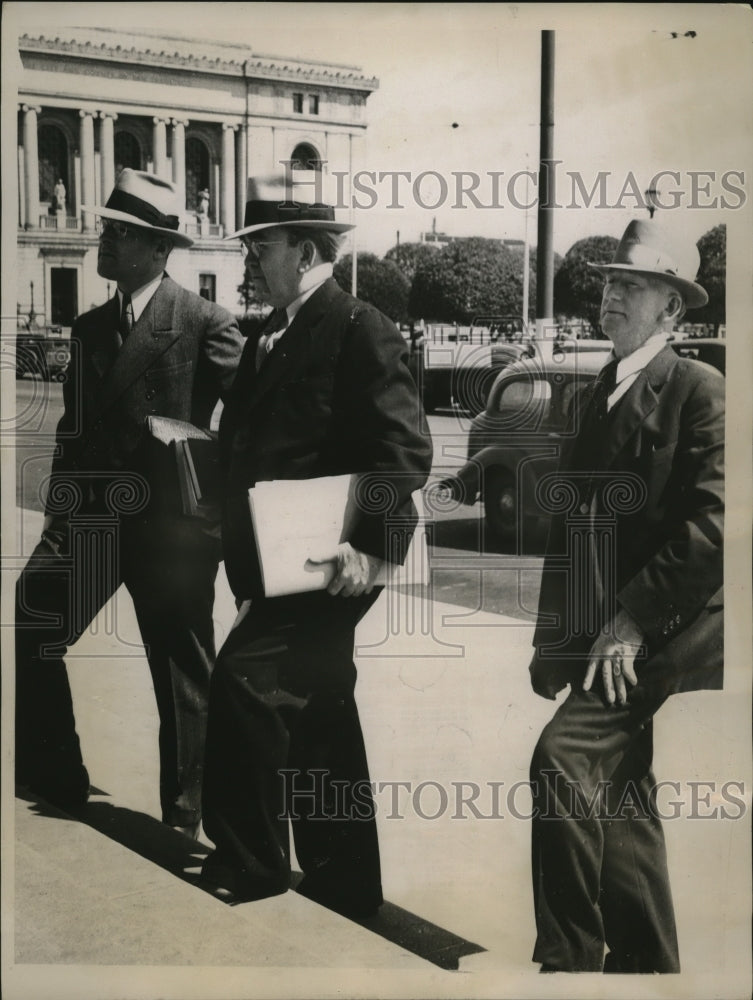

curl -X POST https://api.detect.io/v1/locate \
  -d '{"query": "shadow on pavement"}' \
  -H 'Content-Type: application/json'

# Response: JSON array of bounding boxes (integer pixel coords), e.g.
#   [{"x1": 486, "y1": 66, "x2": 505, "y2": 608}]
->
[
  {"x1": 20, "y1": 791, "x2": 485, "y2": 970},
  {"x1": 319, "y1": 897, "x2": 487, "y2": 971},
  {"x1": 22, "y1": 793, "x2": 211, "y2": 881}
]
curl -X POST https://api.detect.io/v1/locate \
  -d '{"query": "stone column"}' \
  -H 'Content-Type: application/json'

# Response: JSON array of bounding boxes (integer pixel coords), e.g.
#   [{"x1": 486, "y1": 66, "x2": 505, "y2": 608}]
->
[
  {"x1": 221, "y1": 123, "x2": 236, "y2": 235},
  {"x1": 171, "y1": 119, "x2": 188, "y2": 208},
  {"x1": 152, "y1": 117, "x2": 168, "y2": 177},
  {"x1": 235, "y1": 124, "x2": 248, "y2": 230},
  {"x1": 18, "y1": 137, "x2": 26, "y2": 228},
  {"x1": 99, "y1": 111, "x2": 117, "y2": 201},
  {"x1": 22, "y1": 104, "x2": 41, "y2": 229},
  {"x1": 79, "y1": 110, "x2": 96, "y2": 232}
]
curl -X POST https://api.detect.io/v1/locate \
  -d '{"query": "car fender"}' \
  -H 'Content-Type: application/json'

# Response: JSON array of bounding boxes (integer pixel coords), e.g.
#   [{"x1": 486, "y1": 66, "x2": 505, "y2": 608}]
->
[{"x1": 437, "y1": 445, "x2": 524, "y2": 505}]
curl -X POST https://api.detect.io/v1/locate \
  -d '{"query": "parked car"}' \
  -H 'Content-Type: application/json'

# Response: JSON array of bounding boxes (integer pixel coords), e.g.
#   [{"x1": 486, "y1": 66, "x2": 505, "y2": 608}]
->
[
  {"x1": 437, "y1": 351, "x2": 610, "y2": 549},
  {"x1": 437, "y1": 339, "x2": 725, "y2": 551},
  {"x1": 420, "y1": 333, "x2": 611, "y2": 416},
  {"x1": 16, "y1": 333, "x2": 70, "y2": 382},
  {"x1": 419, "y1": 315, "x2": 534, "y2": 415},
  {"x1": 668, "y1": 337, "x2": 726, "y2": 375}
]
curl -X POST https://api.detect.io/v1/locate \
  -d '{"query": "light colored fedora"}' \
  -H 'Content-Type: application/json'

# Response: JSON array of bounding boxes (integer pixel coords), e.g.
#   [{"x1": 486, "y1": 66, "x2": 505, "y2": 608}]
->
[
  {"x1": 226, "y1": 172, "x2": 354, "y2": 240},
  {"x1": 83, "y1": 168, "x2": 193, "y2": 248},
  {"x1": 588, "y1": 219, "x2": 708, "y2": 309}
]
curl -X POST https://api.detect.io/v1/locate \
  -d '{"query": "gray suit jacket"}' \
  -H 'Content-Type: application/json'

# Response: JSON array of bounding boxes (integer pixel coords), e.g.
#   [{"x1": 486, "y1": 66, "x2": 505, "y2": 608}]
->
[{"x1": 46, "y1": 274, "x2": 243, "y2": 521}]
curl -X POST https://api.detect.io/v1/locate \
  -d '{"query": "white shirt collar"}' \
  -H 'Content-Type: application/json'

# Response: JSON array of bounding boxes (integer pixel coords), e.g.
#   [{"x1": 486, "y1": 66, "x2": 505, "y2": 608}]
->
[
  {"x1": 606, "y1": 333, "x2": 669, "y2": 410},
  {"x1": 612, "y1": 332, "x2": 669, "y2": 384},
  {"x1": 118, "y1": 273, "x2": 164, "y2": 323},
  {"x1": 284, "y1": 263, "x2": 333, "y2": 326}
]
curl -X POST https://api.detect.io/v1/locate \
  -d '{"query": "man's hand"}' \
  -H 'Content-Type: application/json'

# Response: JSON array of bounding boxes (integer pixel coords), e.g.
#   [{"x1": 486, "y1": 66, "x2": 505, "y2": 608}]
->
[
  {"x1": 309, "y1": 543, "x2": 384, "y2": 597},
  {"x1": 584, "y1": 608, "x2": 644, "y2": 707},
  {"x1": 528, "y1": 650, "x2": 566, "y2": 701}
]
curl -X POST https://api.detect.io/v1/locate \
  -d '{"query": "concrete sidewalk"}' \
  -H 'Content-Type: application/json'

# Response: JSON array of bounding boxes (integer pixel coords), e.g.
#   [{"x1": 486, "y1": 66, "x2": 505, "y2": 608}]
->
[{"x1": 4, "y1": 508, "x2": 751, "y2": 1000}]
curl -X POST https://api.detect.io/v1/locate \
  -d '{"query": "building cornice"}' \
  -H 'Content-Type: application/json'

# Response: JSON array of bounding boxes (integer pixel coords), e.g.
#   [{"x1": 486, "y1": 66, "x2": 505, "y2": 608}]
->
[
  {"x1": 18, "y1": 91, "x2": 369, "y2": 132},
  {"x1": 19, "y1": 33, "x2": 380, "y2": 94}
]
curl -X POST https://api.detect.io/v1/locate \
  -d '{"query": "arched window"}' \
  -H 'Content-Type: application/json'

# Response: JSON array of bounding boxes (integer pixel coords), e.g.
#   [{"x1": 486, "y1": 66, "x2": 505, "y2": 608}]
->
[
  {"x1": 290, "y1": 143, "x2": 322, "y2": 171},
  {"x1": 38, "y1": 124, "x2": 69, "y2": 208},
  {"x1": 186, "y1": 137, "x2": 210, "y2": 213},
  {"x1": 114, "y1": 131, "x2": 142, "y2": 176}
]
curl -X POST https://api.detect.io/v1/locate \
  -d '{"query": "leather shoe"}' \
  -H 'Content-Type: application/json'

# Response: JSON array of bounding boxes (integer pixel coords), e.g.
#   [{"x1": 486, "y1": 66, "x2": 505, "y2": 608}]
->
[
  {"x1": 170, "y1": 821, "x2": 201, "y2": 840},
  {"x1": 19, "y1": 764, "x2": 90, "y2": 814},
  {"x1": 200, "y1": 853, "x2": 287, "y2": 904}
]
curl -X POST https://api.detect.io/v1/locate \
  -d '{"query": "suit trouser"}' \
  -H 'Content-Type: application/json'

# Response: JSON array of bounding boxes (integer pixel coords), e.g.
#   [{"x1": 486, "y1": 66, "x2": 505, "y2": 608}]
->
[
  {"x1": 530, "y1": 685, "x2": 680, "y2": 973},
  {"x1": 15, "y1": 514, "x2": 219, "y2": 825},
  {"x1": 201, "y1": 589, "x2": 383, "y2": 909}
]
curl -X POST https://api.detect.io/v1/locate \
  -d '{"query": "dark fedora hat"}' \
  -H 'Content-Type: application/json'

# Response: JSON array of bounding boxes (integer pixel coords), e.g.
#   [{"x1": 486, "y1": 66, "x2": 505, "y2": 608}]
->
[
  {"x1": 588, "y1": 219, "x2": 708, "y2": 309},
  {"x1": 83, "y1": 168, "x2": 193, "y2": 248},
  {"x1": 226, "y1": 172, "x2": 354, "y2": 240}
]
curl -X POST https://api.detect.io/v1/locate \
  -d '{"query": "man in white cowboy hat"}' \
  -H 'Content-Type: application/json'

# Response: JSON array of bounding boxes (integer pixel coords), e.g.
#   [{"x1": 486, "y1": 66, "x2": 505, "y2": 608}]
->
[
  {"x1": 15, "y1": 169, "x2": 243, "y2": 838},
  {"x1": 527, "y1": 218, "x2": 724, "y2": 972},
  {"x1": 198, "y1": 172, "x2": 432, "y2": 915}
]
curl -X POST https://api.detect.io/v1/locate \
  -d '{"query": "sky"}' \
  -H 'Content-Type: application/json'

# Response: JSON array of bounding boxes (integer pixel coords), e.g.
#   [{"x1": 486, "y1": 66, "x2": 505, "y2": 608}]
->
[{"x1": 5, "y1": 2, "x2": 753, "y2": 259}]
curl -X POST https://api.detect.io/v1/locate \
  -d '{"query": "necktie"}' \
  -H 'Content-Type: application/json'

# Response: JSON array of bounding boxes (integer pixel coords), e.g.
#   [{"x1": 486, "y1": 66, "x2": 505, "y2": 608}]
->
[
  {"x1": 569, "y1": 359, "x2": 619, "y2": 475},
  {"x1": 255, "y1": 309, "x2": 288, "y2": 371},
  {"x1": 119, "y1": 292, "x2": 134, "y2": 344}
]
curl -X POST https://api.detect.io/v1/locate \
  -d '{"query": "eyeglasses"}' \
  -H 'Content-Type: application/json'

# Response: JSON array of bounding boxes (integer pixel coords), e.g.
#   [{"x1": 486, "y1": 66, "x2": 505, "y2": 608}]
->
[
  {"x1": 96, "y1": 218, "x2": 135, "y2": 239},
  {"x1": 240, "y1": 240, "x2": 287, "y2": 259}
]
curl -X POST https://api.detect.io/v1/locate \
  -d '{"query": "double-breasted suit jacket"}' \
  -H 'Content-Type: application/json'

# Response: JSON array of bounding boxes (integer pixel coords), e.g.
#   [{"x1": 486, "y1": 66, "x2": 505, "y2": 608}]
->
[
  {"x1": 532, "y1": 345, "x2": 724, "y2": 699},
  {"x1": 201, "y1": 276, "x2": 433, "y2": 910},
  {"x1": 16, "y1": 274, "x2": 243, "y2": 825}
]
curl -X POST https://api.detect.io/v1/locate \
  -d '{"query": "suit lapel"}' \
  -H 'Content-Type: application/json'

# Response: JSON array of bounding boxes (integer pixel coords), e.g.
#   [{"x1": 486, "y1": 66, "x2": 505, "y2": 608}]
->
[
  {"x1": 92, "y1": 275, "x2": 181, "y2": 420},
  {"x1": 603, "y1": 345, "x2": 678, "y2": 466},
  {"x1": 244, "y1": 278, "x2": 341, "y2": 411},
  {"x1": 90, "y1": 296, "x2": 121, "y2": 378}
]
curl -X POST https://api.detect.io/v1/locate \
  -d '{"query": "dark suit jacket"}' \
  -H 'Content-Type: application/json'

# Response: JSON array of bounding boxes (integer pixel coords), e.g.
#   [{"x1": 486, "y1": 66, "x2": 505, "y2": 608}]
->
[
  {"x1": 219, "y1": 277, "x2": 433, "y2": 599},
  {"x1": 46, "y1": 274, "x2": 243, "y2": 522},
  {"x1": 532, "y1": 345, "x2": 724, "y2": 700}
]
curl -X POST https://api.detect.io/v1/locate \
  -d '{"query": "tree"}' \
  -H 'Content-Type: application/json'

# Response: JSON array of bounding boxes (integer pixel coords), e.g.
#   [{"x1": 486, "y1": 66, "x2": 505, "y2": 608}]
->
[
  {"x1": 384, "y1": 241, "x2": 440, "y2": 283},
  {"x1": 333, "y1": 253, "x2": 410, "y2": 323},
  {"x1": 694, "y1": 224, "x2": 726, "y2": 334},
  {"x1": 408, "y1": 237, "x2": 532, "y2": 324},
  {"x1": 553, "y1": 235, "x2": 619, "y2": 333}
]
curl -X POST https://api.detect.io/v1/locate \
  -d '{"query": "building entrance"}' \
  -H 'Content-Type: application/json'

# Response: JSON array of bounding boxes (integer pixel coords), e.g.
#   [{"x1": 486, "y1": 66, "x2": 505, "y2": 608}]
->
[{"x1": 50, "y1": 268, "x2": 78, "y2": 326}]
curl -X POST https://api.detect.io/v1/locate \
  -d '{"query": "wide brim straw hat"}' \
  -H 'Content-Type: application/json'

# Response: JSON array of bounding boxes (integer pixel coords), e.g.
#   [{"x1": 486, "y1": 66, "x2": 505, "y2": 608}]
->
[{"x1": 83, "y1": 168, "x2": 193, "y2": 248}]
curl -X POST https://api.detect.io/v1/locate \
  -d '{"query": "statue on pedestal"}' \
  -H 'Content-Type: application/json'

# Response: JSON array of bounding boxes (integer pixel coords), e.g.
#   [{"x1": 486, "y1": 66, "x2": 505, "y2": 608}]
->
[
  {"x1": 196, "y1": 188, "x2": 210, "y2": 235},
  {"x1": 53, "y1": 179, "x2": 66, "y2": 213},
  {"x1": 196, "y1": 188, "x2": 209, "y2": 219}
]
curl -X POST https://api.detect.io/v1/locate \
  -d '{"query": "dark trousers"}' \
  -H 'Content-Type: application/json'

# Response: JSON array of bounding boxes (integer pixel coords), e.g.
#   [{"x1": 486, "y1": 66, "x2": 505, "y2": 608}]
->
[
  {"x1": 15, "y1": 515, "x2": 219, "y2": 825},
  {"x1": 530, "y1": 686, "x2": 680, "y2": 973},
  {"x1": 201, "y1": 589, "x2": 382, "y2": 909}
]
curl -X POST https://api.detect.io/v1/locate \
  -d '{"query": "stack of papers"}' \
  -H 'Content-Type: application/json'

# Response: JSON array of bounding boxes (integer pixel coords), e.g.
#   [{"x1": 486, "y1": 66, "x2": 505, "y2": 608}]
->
[{"x1": 247, "y1": 475, "x2": 427, "y2": 598}]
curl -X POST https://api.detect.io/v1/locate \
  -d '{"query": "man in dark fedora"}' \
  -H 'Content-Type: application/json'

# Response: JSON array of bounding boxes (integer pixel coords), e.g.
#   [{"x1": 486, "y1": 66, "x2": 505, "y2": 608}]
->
[
  {"x1": 15, "y1": 169, "x2": 243, "y2": 837},
  {"x1": 527, "y1": 218, "x2": 724, "y2": 973},
  {"x1": 198, "y1": 172, "x2": 432, "y2": 915}
]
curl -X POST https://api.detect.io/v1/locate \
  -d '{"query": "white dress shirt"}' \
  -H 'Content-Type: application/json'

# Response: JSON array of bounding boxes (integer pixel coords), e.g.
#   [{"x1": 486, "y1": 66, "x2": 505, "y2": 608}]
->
[
  {"x1": 117, "y1": 273, "x2": 163, "y2": 324},
  {"x1": 258, "y1": 262, "x2": 334, "y2": 357},
  {"x1": 607, "y1": 333, "x2": 669, "y2": 411}
]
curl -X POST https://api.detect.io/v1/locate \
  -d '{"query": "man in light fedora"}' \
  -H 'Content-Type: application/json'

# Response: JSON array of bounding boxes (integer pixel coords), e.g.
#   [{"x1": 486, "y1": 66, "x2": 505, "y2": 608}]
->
[
  {"x1": 198, "y1": 172, "x2": 432, "y2": 914},
  {"x1": 527, "y1": 218, "x2": 724, "y2": 972},
  {"x1": 15, "y1": 169, "x2": 243, "y2": 837}
]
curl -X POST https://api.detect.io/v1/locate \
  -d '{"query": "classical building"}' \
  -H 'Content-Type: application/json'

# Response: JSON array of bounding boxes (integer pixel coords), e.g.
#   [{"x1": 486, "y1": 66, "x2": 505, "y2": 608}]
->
[{"x1": 15, "y1": 28, "x2": 378, "y2": 328}]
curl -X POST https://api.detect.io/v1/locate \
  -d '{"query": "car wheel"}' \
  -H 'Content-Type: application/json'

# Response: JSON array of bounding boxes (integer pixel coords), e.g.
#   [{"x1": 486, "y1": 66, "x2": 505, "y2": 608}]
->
[{"x1": 483, "y1": 467, "x2": 519, "y2": 549}]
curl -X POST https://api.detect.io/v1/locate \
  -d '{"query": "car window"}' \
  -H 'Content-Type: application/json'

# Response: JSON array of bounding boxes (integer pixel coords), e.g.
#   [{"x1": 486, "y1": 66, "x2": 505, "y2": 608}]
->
[{"x1": 496, "y1": 377, "x2": 552, "y2": 429}]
